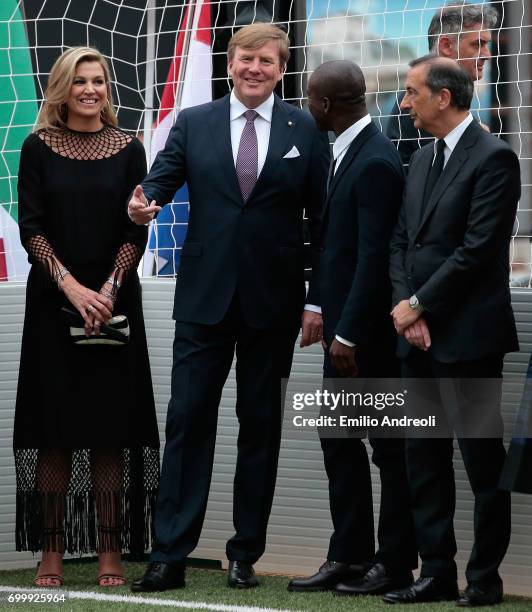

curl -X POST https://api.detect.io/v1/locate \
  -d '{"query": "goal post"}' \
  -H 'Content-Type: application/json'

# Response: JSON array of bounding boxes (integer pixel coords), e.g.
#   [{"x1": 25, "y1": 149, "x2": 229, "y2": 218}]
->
[{"x1": 0, "y1": 0, "x2": 529, "y2": 282}]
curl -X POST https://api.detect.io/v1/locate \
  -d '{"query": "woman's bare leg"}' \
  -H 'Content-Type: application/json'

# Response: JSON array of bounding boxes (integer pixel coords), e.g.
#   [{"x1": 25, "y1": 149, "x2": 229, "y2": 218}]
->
[
  {"x1": 91, "y1": 449, "x2": 125, "y2": 586},
  {"x1": 35, "y1": 449, "x2": 71, "y2": 586}
]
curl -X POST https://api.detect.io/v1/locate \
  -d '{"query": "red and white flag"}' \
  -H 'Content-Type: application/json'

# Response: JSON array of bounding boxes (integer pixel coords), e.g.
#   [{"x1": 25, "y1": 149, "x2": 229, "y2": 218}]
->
[
  {"x1": 144, "y1": 0, "x2": 212, "y2": 276},
  {"x1": 150, "y1": 0, "x2": 212, "y2": 159}
]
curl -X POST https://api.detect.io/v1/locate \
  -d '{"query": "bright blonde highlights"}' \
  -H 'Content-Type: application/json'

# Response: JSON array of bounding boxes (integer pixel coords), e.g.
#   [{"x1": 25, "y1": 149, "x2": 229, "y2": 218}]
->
[{"x1": 34, "y1": 47, "x2": 117, "y2": 132}]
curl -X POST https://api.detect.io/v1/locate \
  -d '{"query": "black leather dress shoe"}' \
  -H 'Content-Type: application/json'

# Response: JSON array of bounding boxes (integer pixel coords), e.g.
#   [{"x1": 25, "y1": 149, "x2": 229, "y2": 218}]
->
[
  {"x1": 130, "y1": 561, "x2": 185, "y2": 592},
  {"x1": 383, "y1": 576, "x2": 459, "y2": 604},
  {"x1": 335, "y1": 562, "x2": 414, "y2": 596},
  {"x1": 457, "y1": 582, "x2": 503, "y2": 607},
  {"x1": 287, "y1": 560, "x2": 367, "y2": 592},
  {"x1": 227, "y1": 561, "x2": 258, "y2": 589}
]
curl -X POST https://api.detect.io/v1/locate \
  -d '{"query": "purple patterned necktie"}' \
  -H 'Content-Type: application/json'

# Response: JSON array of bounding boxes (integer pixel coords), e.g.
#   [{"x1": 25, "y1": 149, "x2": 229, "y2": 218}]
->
[{"x1": 236, "y1": 109, "x2": 258, "y2": 202}]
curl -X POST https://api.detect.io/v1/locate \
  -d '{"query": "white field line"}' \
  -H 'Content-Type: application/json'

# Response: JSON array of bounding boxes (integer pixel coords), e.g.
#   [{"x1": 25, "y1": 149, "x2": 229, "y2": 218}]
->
[{"x1": 0, "y1": 585, "x2": 302, "y2": 612}]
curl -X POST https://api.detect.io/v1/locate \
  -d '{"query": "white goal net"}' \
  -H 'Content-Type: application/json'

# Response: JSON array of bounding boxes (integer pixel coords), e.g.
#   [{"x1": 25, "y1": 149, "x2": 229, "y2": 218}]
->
[{"x1": 0, "y1": 0, "x2": 530, "y2": 282}]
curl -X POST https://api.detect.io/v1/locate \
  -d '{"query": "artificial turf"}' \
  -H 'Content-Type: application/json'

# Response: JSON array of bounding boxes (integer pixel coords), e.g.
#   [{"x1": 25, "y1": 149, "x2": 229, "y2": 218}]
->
[{"x1": 0, "y1": 562, "x2": 530, "y2": 611}]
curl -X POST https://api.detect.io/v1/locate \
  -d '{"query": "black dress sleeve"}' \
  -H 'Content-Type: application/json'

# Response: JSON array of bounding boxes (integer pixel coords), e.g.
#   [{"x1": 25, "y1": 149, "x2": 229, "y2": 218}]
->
[
  {"x1": 103, "y1": 138, "x2": 148, "y2": 299},
  {"x1": 17, "y1": 133, "x2": 66, "y2": 283}
]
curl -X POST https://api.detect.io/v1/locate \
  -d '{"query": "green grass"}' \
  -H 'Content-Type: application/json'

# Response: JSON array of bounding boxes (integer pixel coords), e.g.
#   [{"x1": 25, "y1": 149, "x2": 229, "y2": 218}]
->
[{"x1": 0, "y1": 562, "x2": 530, "y2": 611}]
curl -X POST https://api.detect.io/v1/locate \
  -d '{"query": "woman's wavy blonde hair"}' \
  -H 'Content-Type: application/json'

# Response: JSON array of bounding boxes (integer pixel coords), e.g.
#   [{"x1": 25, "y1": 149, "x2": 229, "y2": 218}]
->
[{"x1": 34, "y1": 47, "x2": 118, "y2": 132}]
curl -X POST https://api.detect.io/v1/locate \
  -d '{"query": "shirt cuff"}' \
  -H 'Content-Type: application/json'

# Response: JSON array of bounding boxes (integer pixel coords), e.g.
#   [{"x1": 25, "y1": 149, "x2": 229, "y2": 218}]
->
[
  {"x1": 335, "y1": 334, "x2": 355, "y2": 348},
  {"x1": 304, "y1": 304, "x2": 322, "y2": 314}
]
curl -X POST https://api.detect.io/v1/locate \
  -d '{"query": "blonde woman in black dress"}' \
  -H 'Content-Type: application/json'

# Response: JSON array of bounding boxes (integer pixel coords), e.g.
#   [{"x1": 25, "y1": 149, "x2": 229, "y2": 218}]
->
[{"x1": 15, "y1": 47, "x2": 159, "y2": 587}]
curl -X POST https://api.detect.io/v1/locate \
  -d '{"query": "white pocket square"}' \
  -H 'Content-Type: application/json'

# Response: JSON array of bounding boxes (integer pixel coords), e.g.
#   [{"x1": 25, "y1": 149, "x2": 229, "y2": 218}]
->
[{"x1": 283, "y1": 146, "x2": 300, "y2": 159}]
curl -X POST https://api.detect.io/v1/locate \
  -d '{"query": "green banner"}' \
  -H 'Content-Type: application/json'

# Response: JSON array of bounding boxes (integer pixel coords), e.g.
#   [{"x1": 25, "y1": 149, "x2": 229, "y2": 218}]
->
[{"x1": 0, "y1": 0, "x2": 39, "y2": 223}]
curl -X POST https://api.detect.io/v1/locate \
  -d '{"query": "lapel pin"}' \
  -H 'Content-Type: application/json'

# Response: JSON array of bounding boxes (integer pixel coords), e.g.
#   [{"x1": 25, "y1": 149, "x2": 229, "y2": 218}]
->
[{"x1": 288, "y1": 120, "x2": 294, "y2": 127}]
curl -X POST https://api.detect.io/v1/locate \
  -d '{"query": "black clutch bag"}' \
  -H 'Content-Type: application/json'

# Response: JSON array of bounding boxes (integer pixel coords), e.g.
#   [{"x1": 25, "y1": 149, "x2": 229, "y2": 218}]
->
[{"x1": 61, "y1": 307, "x2": 130, "y2": 346}]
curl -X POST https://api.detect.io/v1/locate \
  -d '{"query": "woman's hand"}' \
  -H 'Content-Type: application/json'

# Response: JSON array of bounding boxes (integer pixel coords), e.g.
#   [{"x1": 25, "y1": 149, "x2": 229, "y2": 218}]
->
[
  {"x1": 90, "y1": 281, "x2": 118, "y2": 335},
  {"x1": 61, "y1": 275, "x2": 113, "y2": 336}
]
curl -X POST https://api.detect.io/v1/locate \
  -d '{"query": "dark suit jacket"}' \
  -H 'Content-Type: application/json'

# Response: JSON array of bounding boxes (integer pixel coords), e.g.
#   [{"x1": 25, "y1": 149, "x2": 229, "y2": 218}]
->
[
  {"x1": 317, "y1": 122, "x2": 404, "y2": 374},
  {"x1": 385, "y1": 93, "x2": 433, "y2": 168},
  {"x1": 390, "y1": 120, "x2": 520, "y2": 362},
  {"x1": 500, "y1": 351, "x2": 532, "y2": 494},
  {"x1": 142, "y1": 93, "x2": 329, "y2": 329}
]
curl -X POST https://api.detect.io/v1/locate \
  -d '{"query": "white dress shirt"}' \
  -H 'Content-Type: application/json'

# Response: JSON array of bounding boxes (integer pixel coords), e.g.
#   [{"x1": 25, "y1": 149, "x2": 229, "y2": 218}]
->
[
  {"x1": 230, "y1": 90, "x2": 274, "y2": 176},
  {"x1": 332, "y1": 113, "x2": 372, "y2": 173},
  {"x1": 436, "y1": 112, "x2": 473, "y2": 168},
  {"x1": 305, "y1": 114, "x2": 373, "y2": 348}
]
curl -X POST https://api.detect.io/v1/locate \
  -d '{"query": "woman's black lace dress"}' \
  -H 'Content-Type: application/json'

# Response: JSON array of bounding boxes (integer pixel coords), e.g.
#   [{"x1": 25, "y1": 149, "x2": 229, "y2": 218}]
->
[{"x1": 14, "y1": 125, "x2": 160, "y2": 554}]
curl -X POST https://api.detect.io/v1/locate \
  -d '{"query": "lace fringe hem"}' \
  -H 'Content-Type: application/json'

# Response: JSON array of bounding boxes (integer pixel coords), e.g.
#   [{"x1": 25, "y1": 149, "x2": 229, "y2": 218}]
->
[
  {"x1": 14, "y1": 446, "x2": 160, "y2": 554},
  {"x1": 15, "y1": 489, "x2": 158, "y2": 554}
]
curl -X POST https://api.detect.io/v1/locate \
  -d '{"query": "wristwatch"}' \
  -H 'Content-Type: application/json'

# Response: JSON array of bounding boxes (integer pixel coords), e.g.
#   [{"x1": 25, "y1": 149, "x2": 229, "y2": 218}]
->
[{"x1": 409, "y1": 294, "x2": 424, "y2": 314}]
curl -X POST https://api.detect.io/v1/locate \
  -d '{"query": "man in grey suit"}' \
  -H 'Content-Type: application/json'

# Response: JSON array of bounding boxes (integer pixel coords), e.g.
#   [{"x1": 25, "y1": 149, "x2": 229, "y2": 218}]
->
[
  {"x1": 386, "y1": 1, "x2": 498, "y2": 166},
  {"x1": 384, "y1": 56, "x2": 520, "y2": 607}
]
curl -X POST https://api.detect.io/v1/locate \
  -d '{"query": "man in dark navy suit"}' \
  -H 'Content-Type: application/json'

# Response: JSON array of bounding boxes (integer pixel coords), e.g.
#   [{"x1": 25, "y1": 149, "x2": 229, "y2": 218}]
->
[
  {"x1": 128, "y1": 23, "x2": 329, "y2": 591},
  {"x1": 384, "y1": 56, "x2": 520, "y2": 607},
  {"x1": 287, "y1": 60, "x2": 417, "y2": 596}
]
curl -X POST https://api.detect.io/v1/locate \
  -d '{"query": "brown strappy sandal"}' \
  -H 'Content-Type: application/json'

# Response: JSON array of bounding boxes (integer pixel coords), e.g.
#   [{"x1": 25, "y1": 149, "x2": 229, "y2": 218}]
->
[
  {"x1": 97, "y1": 573, "x2": 126, "y2": 587},
  {"x1": 34, "y1": 574, "x2": 64, "y2": 588}
]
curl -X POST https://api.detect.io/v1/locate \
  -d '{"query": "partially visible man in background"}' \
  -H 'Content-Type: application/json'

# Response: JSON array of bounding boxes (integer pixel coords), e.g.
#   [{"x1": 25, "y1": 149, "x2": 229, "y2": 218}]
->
[{"x1": 386, "y1": 1, "x2": 498, "y2": 166}]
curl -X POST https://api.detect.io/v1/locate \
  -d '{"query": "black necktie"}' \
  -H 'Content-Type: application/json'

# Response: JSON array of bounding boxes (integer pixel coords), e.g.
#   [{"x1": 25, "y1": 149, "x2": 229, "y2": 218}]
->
[
  {"x1": 423, "y1": 138, "x2": 445, "y2": 207},
  {"x1": 326, "y1": 157, "x2": 337, "y2": 193}
]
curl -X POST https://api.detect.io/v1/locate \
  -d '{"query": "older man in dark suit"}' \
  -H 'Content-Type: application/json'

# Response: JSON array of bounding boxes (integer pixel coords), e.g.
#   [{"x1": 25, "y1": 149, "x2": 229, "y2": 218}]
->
[
  {"x1": 128, "y1": 23, "x2": 329, "y2": 591},
  {"x1": 384, "y1": 56, "x2": 520, "y2": 607},
  {"x1": 287, "y1": 60, "x2": 417, "y2": 597}
]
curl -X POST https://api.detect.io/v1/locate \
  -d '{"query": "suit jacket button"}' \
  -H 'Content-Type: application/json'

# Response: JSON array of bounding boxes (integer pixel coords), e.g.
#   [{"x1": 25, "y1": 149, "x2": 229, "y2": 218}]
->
[{"x1": 415, "y1": 243, "x2": 422, "y2": 248}]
